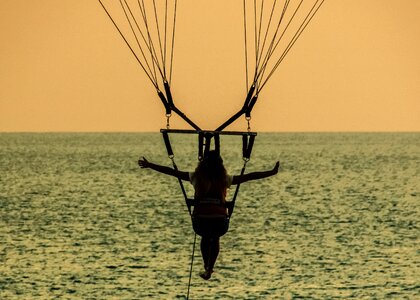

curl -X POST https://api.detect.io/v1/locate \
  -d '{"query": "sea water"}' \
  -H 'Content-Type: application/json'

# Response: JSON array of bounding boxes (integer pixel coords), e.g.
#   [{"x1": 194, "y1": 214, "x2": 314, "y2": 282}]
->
[{"x1": 0, "y1": 133, "x2": 419, "y2": 299}]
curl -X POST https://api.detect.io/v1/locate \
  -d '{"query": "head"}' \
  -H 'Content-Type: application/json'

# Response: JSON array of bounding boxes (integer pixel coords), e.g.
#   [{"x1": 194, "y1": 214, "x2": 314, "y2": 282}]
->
[
  {"x1": 201, "y1": 150, "x2": 223, "y2": 165},
  {"x1": 193, "y1": 150, "x2": 227, "y2": 199}
]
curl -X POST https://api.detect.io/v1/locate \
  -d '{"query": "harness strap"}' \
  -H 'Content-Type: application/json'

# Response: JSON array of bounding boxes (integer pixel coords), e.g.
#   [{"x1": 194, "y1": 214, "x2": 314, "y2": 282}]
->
[
  {"x1": 200, "y1": 132, "x2": 221, "y2": 158},
  {"x1": 162, "y1": 131, "x2": 256, "y2": 218},
  {"x1": 198, "y1": 132, "x2": 204, "y2": 161},
  {"x1": 195, "y1": 197, "x2": 222, "y2": 205},
  {"x1": 163, "y1": 81, "x2": 174, "y2": 107},
  {"x1": 227, "y1": 133, "x2": 255, "y2": 217},
  {"x1": 162, "y1": 131, "x2": 193, "y2": 215},
  {"x1": 204, "y1": 133, "x2": 212, "y2": 157},
  {"x1": 157, "y1": 90, "x2": 172, "y2": 115},
  {"x1": 227, "y1": 160, "x2": 247, "y2": 217},
  {"x1": 214, "y1": 133, "x2": 220, "y2": 156},
  {"x1": 242, "y1": 134, "x2": 248, "y2": 158},
  {"x1": 244, "y1": 134, "x2": 255, "y2": 159},
  {"x1": 245, "y1": 95, "x2": 258, "y2": 118},
  {"x1": 162, "y1": 131, "x2": 174, "y2": 157},
  {"x1": 172, "y1": 160, "x2": 192, "y2": 215},
  {"x1": 215, "y1": 85, "x2": 256, "y2": 132}
]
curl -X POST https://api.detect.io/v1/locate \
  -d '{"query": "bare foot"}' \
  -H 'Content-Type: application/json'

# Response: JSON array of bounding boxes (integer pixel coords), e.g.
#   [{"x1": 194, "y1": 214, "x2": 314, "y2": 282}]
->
[{"x1": 199, "y1": 269, "x2": 213, "y2": 280}]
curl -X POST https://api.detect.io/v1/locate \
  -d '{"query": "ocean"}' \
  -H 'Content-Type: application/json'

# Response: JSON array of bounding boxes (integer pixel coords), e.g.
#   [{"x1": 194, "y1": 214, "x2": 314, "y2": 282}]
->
[{"x1": 0, "y1": 132, "x2": 419, "y2": 299}]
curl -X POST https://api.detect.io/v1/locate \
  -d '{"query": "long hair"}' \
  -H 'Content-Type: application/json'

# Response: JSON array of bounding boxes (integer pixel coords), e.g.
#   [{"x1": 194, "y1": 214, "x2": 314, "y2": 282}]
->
[{"x1": 193, "y1": 150, "x2": 228, "y2": 200}]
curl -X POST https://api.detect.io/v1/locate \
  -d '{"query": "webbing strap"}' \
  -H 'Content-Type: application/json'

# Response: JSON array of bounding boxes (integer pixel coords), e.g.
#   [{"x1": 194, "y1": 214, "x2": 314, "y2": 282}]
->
[
  {"x1": 163, "y1": 81, "x2": 174, "y2": 107},
  {"x1": 245, "y1": 95, "x2": 258, "y2": 118},
  {"x1": 227, "y1": 162, "x2": 247, "y2": 217},
  {"x1": 198, "y1": 132, "x2": 204, "y2": 161},
  {"x1": 200, "y1": 132, "x2": 221, "y2": 159},
  {"x1": 172, "y1": 160, "x2": 192, "y2": 215},
  {"x1": 228, "y1": 134, "x2": 255, "y2": 217},
  {"x1": 162, "y1": 131, "x2": 192, "y2": 215},
  {"x1": 215, "y1": 85, "x2": 257, "y2": 131},
  {"x1": 162, "y1": 131, "x2": 256, "y2": 218},
  {"x1": 244, "y1": 134, "x2": 255, "y2": 159},
  {"x1": 159, "y1": 83, "x2": 201, "y2": 131},
  {"x1": 204, "y1": 133, "x2": 212, "y2": 158},
  {"x1": 162, "y1": 131, "x2": 173, "y2": 157},
  {"x1": 242, "y1": 134, "x2": 248, "y2": 157},
  {"x1": 157, "y1": 90, "x2": 171, "y2": 115},
  {"x1": 214, "y1": 133, "x2": 220, "y2": 155}
]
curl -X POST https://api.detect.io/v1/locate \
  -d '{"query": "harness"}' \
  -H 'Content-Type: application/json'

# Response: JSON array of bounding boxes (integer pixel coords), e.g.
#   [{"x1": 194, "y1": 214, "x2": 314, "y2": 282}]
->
[
  {"x1": 162, "y1": 130, "x2": 256, "y2": 219},
  {"x1": 162, "y1": 130, "x2": 255, "y2": 237}
]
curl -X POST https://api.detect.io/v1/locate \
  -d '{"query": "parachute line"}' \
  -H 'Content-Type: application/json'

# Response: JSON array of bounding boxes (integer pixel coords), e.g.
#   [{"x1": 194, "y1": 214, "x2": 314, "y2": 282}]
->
[
  {"x1": 169, "y1": 0, "x2": 178, "y2": 84},
  {"x1": 253, "y1": 0, "x2": 259, "y2": 79},
  {"x1": 98, "y1": 0, "x2": 158, "y2": 88},
  {"x1": 104, "y1": 0, "x2": 181, "y2": 89},
  {"x1": 259, "y1": 0, "x2": 325, "y2": 91},
  {"x1": 151, "y1": 0, "x2": 166, "y2": 78},
  {"x1": 243, "y1": 0, "x2": 249, "y2": 92},
  {"x1": 99, "y1": 0, "x2": 201, "y2": 129},
  {"x1": 256, "y1": 0, "x2": 301, "y2": 89},
  {"x1": 254, "y1": 0, "x2": 278, "y2": 84},
  {"x1": 120, "y1": 0, "x2": 160, "y2": 84},
  {"x1": 99, "y1": 0, "x2": 326, "y2": 130},
  {"x1": 137, "y1": 0, "x2": 166, "y2": 80},
  {"x1": 241, "y1": 0, "x2": 326, "y2": 95},
  {"x1": 218, "y1": 0, "x2": 325, "y2": 130}
]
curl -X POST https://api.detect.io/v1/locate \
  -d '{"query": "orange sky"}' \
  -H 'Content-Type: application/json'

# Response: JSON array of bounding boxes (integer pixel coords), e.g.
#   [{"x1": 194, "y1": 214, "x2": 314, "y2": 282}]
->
[{"x1": 0, "y1": 0, "x2": 419, "y2": 132}]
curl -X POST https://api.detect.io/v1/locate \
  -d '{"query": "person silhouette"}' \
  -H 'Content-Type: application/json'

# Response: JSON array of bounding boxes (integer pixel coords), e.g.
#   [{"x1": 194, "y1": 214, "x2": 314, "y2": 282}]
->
[{"x1": 138, "y1": 150, "x2": 279, "y2": 279}]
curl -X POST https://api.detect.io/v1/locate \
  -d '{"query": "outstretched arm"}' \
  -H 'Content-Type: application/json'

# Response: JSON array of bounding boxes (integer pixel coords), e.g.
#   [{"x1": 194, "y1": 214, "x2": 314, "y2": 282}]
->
[
  {"x1": 232, "y1": 161, "x2": 280, "y2": 185},
  {"x1": 138, "y1": 157, "x2": 190, "y2": 181}
]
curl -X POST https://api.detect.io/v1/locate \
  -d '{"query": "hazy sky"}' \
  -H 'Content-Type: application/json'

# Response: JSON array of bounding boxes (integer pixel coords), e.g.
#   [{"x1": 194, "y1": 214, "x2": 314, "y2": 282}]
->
[{"x1": 1, "y1": 0, "x2": 419, "y2": 132}]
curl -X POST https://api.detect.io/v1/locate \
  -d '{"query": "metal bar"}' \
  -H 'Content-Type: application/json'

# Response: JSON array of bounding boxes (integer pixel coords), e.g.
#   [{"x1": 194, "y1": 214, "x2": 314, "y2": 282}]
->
[{"x1": 160, "y1": 129, "x2": 257, "y2": 136}]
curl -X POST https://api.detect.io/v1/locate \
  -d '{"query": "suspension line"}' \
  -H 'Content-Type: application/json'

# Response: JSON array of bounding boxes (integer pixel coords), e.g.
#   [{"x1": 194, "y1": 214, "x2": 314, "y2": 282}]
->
[
  {"x1": 256, "y1": 0, "x2": 298, "y2": 86},
  {"x1": 152, "y1": 0, "x2": 166, "y2": 78},
  {"x1": 138, "y1": 0, "x2": 166, "y2": 81},
  {"x1": 255, "y1": 0, "x2": 278, "y2": 76},
  {"x1": 98, "y1": 0, "x2": 159, "y2": 89},
  {"x1": 243, "y1": 0, "x2": 249, "y2": 92},
  {"x1": 169, "y1": 0, "x2": 178, "y2": 84},
  {"x1": 120, "y1": 0, "x2": 159, "y2": 85},
  {"x1": 259, "y1": 0, "x2": 325, "y2": 92}
]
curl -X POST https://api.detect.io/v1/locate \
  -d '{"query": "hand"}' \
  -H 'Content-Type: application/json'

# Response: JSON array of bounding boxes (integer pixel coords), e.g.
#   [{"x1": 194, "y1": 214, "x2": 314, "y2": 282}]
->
[
  {"x1": 138, "y1": 157, "x2": 150, "y2": 169},
  {"x1": 273, "y1": 161, "x2": 280, "y2": 174}
]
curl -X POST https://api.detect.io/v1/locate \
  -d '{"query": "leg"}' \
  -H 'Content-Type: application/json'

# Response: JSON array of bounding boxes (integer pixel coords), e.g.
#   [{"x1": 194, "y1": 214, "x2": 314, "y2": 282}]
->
[
  {"x1": 207, "y1": 237, "x2": 220, "y2": 272},
  {"x1": 200, "y1": 237, "x2": 211, "y2": 271},
  {"x1": 199, "y1": 236, "x2": 220, "y2": 280}
]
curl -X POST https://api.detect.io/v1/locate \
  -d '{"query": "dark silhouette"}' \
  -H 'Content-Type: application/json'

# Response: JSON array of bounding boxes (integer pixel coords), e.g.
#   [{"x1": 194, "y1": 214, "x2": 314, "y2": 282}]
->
[{"x1": 138, "y1": 150, "x2": 279, "y2": 280}]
